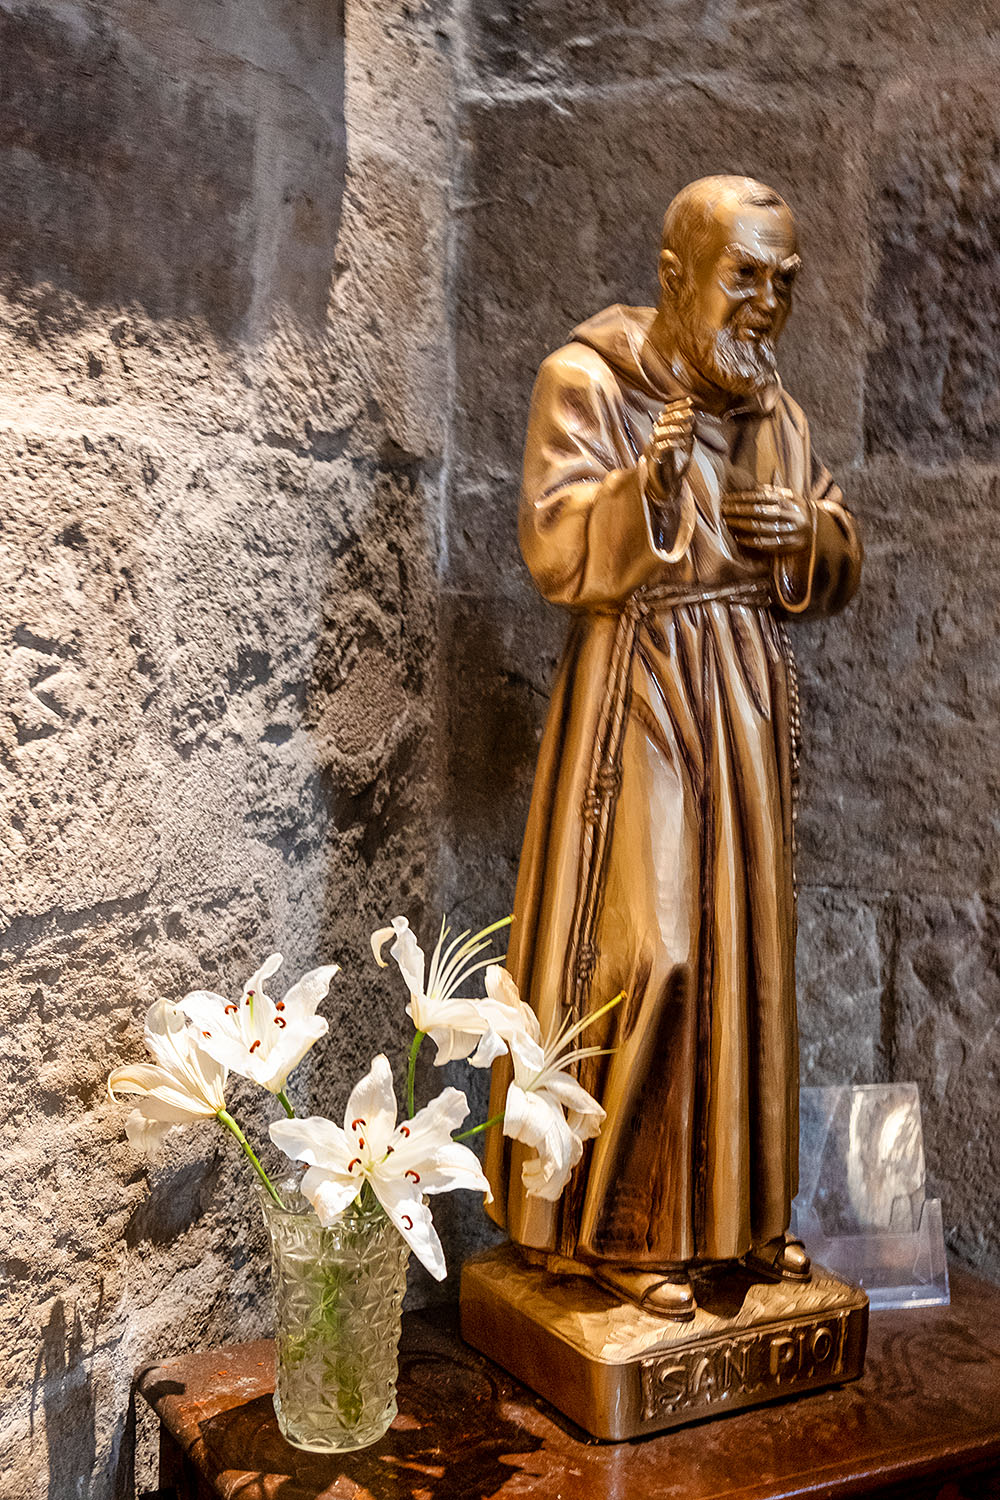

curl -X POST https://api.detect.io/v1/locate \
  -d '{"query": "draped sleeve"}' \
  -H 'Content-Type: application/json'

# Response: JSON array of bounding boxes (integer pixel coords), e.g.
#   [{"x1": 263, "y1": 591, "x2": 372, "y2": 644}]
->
[
  {"x1": 519, "y1": 343, "x2": 695, "y2": 609},
  {"x1": 773, "y1": 430, "x2": 862, "y2": 619}
]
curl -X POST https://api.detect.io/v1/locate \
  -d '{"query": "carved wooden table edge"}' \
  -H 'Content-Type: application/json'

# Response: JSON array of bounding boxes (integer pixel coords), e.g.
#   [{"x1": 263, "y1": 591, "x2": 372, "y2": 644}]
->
[{"x1": 137, "y1": 1263, "x2": 1000, "y2": 1500}]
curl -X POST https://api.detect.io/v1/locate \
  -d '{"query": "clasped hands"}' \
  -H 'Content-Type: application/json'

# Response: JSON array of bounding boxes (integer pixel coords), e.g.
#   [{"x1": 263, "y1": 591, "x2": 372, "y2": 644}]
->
[{"x1": 645, "y1": 396, "x2": 813, "y2": 556}]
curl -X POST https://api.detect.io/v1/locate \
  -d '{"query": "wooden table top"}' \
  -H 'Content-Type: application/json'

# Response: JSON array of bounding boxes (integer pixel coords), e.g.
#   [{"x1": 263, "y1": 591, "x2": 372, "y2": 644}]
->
[{"x1": 138, "y1": 1265, "x2": 1000, "y2": 1500}]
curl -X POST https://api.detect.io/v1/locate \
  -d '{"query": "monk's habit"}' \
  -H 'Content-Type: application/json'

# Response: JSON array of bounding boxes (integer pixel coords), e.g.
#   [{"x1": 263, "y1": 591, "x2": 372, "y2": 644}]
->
[{"x1": 485, "y1": 305, "x2": 861, "y2": 1267}]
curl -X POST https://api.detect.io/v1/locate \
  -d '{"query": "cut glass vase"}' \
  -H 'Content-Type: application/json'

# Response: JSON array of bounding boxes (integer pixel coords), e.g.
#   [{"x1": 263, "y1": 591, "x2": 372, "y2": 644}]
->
[{"x1": 259, "y1": 1181, "x2": 409, "y2": 1452}]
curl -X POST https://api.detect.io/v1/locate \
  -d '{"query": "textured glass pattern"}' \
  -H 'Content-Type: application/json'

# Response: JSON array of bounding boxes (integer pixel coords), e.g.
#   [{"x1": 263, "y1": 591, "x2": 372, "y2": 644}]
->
[{"x1": 260, "y1": 1184, "x2": 409, "y2": 1452}]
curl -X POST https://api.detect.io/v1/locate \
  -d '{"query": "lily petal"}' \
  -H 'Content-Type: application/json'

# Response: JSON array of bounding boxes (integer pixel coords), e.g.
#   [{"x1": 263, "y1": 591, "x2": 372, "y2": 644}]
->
[
  {"x1": 384, "y1": 917, "x2": 426, "y2": 1001},
  {"x1": 241, "y1": 952, "x2": 283, "y2": 1000},
  {"x1": 343, "y1": 1054, "x2": 398, "y2": 1159},
  {"x1": 255, "y1": 1014, "x2": 329, "y2": 1093},
  {"x1": 503, "y1": 1083, "x2": 580, "y2": 1200},
  {"x1": 483, "y1": 964, "x2": 541, "y2": 1045},
  {"x1": 424, "y1": 1019, "x2": 495, "y2": 1067},
  {"x1": 279, "y1": 964, "x2": 340, "y2": 1020},
  {"x1": 378, "y1": 1087, "x2": 492, "y2": 1204},
  {"x1": 467, "y1": 1029, "x2": 508, "y2": 1069},
  {"x1": 124, "y1": 1110, "x2": 178, "y2": 1156},
  {"x1": 370, "y1": 927, "x2": 395, "y2": 968},
  {"x1": 541, "y1": 1071, "x2": 606, "y2": 1130},
  {"x1": 374, "y1": 1176, "x2": 446, "y2": 1280},
  {"x1": 300, "y1": 1166, "x2": 362, "y2": 1226},
  {"x1": 269, "y1": 1114, "x2": 352, "y2": 1171},
  {"x1": 506, "y1": 1028, "x2": 546, "y2": 1081},
  {"x1": 405, "y1": 1084, "x2": 470, "y2": 1139},
  {"x1": 521, "y1": 1137, "x2": 583, "y2": 1200}
]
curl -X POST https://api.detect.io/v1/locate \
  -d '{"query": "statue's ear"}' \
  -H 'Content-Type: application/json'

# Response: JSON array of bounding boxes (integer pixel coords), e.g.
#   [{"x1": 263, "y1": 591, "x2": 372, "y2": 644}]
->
[{"x1": 659, "y1": 249, "x2": 682, "y2": 299}]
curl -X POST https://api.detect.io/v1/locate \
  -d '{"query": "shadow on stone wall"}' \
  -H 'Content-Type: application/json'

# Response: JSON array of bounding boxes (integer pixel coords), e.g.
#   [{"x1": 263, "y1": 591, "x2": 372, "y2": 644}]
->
[
  {"x1": 32, "y1": 1294, "x2": 99, "y2": 1499},
  {"x1": 0, "y1": 0, "x2": 345, "y2": 338}
]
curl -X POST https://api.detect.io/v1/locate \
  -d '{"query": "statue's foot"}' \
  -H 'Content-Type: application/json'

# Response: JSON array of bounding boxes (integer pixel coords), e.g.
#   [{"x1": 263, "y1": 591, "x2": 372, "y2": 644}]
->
[
  {"x1": 594, "y1": 1266, "x2": 697, "y2": 1321},
  {"x1": 745, "y1": 1235, "x2": 811, "y2": 1283}
]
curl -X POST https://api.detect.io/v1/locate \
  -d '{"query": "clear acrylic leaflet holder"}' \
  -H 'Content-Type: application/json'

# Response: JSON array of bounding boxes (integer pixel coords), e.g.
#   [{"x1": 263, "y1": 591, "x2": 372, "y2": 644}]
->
[{"x1": 791, "y1": 1082, "x2": 950, "y2": 1311}]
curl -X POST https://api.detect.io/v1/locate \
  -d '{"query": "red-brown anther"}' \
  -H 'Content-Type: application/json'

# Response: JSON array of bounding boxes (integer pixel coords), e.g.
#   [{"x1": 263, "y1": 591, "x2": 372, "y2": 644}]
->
[
  {"x1": 348, "y1": 1158, "x2": 362, "y2": 1172},
  {"x1": 405, "y1": 1170, "x2": 420, "y2": 1183},
  {"x1": 224, "y1": 1004, "x2": 238, "y2": 1015},
  {"x1": 249, "y1": 1039, "x2": 262, "y2": 1053},
  {"x1": 202, "y1": 1031, "x2": 212, "y2": 1038},
  {"x1": 275, "y1": 1001, "x2": 285, "y2": 1012},
  {"x1": 357, "y1": 1139, "x2": 365, "y2": 1150},
  {"x1": 274, "y1": 1017, "x2": 286, "y2": 1028},
  {"x1": 402, "y1": 1215, "x2": 414, "y2": 1230},
  {"x1": 351, "y1": 1119, "x2": 366, "y2": 1131},
  {"x1": 399, "y1": 1125, "x2": 411, "y2": 1137}
]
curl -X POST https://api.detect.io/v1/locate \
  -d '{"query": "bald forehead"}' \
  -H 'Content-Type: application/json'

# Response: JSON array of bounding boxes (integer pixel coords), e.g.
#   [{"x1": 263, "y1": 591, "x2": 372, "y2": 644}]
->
[
  {"x1": 663, "y1": 179, "x2": 798, "y2": 266},
  {"x1": 712, "y1": 196, "x2": 795, "y2": 252}
]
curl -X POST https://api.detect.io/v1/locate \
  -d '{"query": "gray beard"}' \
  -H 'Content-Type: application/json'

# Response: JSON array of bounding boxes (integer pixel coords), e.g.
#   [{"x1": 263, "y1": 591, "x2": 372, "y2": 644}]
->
[{"x1": 686, "y1": 323, "x2": 778, "y2": 397}]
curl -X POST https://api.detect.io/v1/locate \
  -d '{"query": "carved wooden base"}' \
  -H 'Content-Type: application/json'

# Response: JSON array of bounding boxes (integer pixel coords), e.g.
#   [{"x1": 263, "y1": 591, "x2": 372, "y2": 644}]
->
[{"x1": 460, "y1": 1243, "x2": 868, "y2": 1440}]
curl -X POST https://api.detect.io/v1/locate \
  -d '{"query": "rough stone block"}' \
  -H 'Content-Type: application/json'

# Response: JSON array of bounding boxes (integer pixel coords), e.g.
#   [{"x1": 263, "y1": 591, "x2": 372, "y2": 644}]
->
[
  {"x1": 0, "y1": 428, "x2": 170, "y2": 921},
  {"x1": 468, "y1": 0, "x2": 1000, "y2": 89},
  {"x1": 891, "y1": 894, "x2": 1000, "y2": 1279},
  {"x1": 796, "y1": 886, "x2": 888, "y2": 1086},
  {"x1": 867, "y1": 76, "x2": 1000, "y2": 462},
  {"x1": 339, "y1": 143, "x2": 452, "y2": 460},
  {"x1": 0, "y1": 1, "x2": 347, "y2": 339},
  {"x1": 453, "y1": 76, "x2": 869, "y2": 509},
  {"x1": 794, "y1": 461, "x2": 1000, "y2": 905},
  {"x1": 446, "y1": 477, "x2": 530, "y2": 600},
  {"x1": 441, "y1": 587, "x2": 562, "y2": 911},
  {"x1": 0, "y1": 5, "x2": 255, "y2": 333}
]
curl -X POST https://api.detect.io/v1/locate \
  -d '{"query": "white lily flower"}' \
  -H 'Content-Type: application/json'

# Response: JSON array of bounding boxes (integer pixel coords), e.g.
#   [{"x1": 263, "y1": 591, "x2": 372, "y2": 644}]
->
[
  {"x1": 108, "y1": 1000, "x2": 228, "y2": 1156},
  {"x1": 487, "y1": 965, "x2": 617, "y2": 1202},
  {"x1": 371, "y1": 915, "x2": 510, "y2": 1068},
  {"x1": 480, "y1": 962, "x2": 540, "y2": 1045},
  {"x1": 176, "y1": 954, "x2": 339, "y2": 1096},
  {"x1": 270, "y1": 1053, "x2": 492, "y2": 1280}
]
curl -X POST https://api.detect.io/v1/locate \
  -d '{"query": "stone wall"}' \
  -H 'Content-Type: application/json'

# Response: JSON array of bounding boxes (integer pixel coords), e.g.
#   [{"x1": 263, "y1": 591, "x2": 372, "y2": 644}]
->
[
  {"x1": 0, "y1": 1, "x2": 455, "y2": 1495},
  {"x1": 444, "y1": 3, "x2": 1000, "y2": 1278}
]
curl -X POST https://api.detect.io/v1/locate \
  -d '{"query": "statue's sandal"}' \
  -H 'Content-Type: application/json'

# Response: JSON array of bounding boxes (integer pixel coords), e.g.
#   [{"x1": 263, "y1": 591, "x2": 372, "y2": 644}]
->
[{"x1": 744, "y1": 1236, "x2": 812, "y2": 1283}]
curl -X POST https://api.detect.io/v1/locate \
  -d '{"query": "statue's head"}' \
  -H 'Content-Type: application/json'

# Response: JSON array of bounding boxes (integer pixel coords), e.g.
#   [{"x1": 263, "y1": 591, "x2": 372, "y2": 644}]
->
[{"x1": 658, "y1": 175, "x2": 800, "y2": 399}]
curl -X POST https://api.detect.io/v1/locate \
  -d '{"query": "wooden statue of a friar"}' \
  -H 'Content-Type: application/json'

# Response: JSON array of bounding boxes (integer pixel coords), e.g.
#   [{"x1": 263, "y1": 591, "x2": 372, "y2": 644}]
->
[{"x1": 483, "y1": 175, "x2": 862, "y2": 1322}]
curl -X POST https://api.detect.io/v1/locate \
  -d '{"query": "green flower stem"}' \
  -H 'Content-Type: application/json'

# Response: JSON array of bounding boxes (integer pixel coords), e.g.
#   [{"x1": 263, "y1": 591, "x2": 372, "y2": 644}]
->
[
  {"x1": 217, "y1": 1108, "x2": 286, "y2": 1209},
  {"x1": 473, "y1": 914, "x2": 514, "y2": 942},
  {"x1": 454, "y1": 1111, "x2": 505, "y2": 1141},
  {"x1": 277, "y1": 1089, "x2": 295, "y2": 1119},
  {"x1": 406, "y1": 1030, "x2": 425, "y2": 1119}
]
